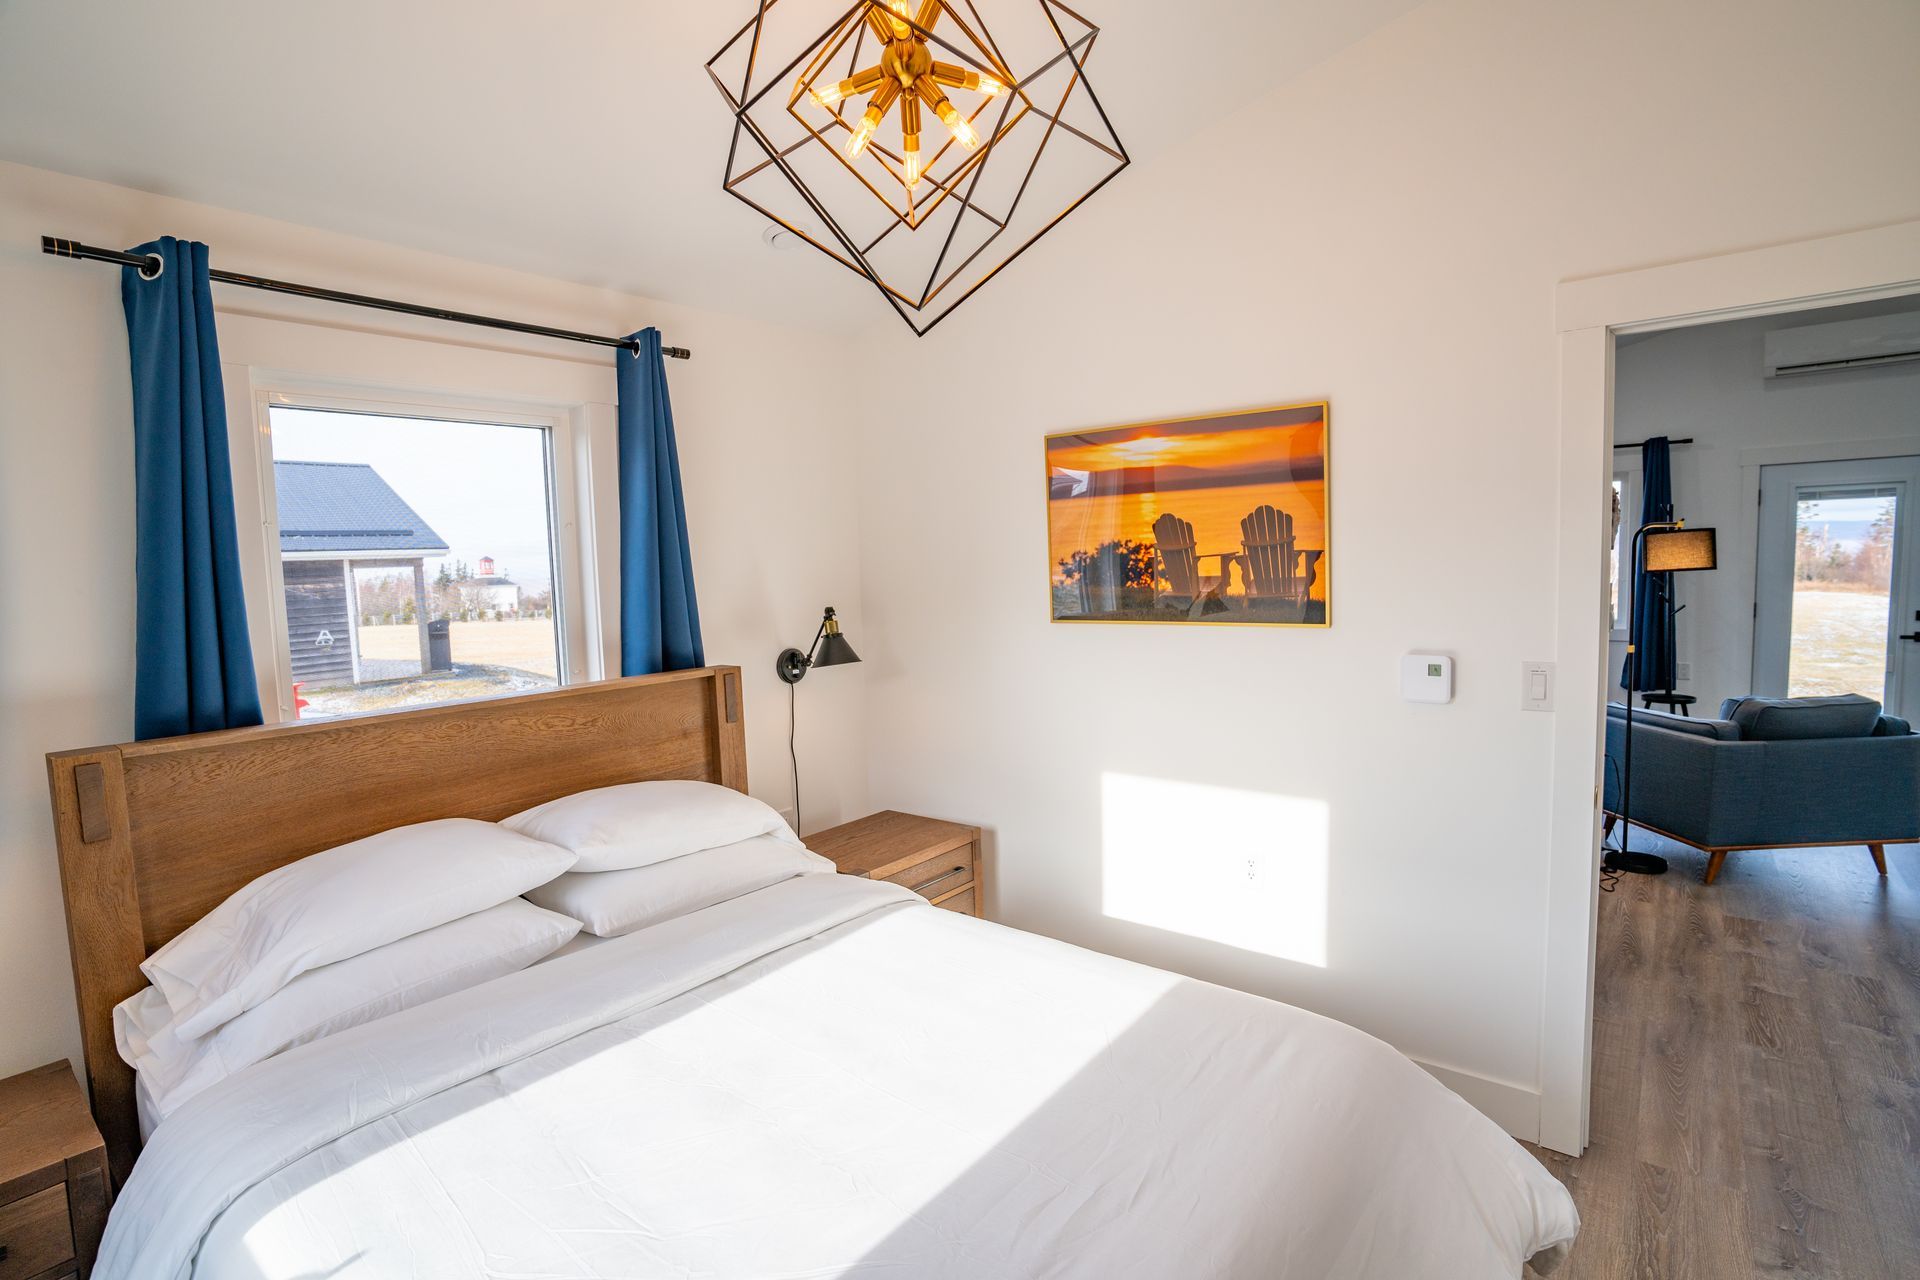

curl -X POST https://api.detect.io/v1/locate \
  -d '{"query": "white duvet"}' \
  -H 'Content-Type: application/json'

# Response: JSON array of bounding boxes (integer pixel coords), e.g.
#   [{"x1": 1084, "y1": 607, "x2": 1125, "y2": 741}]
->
[{"x1": 100, "y1": 875, "x2": 1576, "y2": 1278}]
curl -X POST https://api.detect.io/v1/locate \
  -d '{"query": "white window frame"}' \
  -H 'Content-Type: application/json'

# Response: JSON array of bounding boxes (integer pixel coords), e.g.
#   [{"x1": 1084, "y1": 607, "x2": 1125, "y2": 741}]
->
[
  {"x1": 216, "y1": 311, "x2": 622, "y2": 725},
  {"x1": 1609, "y1": 469, "x2": 1635, "y2": 640}
]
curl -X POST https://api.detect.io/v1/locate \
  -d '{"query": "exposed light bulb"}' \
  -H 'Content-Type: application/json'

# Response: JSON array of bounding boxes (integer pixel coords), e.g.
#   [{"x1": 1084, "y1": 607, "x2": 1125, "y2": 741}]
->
[
  {"x1": 810, "y1": 80, "x2": 846, "y2": 107},
  {"x1": 846, "y1": 115, "x2": 878, "y2": 159},
  {"x1": 903, "y1": 141, "x2": 923, "y2": 193},
  {"x1": 937, "y1": 103, "x2": 980, "y2": 150},
  {"x1": 976, "y1": 74, "x2": 1007, "y2": 97}
]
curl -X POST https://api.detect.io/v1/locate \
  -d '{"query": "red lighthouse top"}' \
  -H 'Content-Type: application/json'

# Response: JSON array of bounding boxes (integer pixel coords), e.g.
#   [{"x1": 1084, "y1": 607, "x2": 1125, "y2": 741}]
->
[{"x1": 479, "y1": 556, "x2": 495, "y2": 576}]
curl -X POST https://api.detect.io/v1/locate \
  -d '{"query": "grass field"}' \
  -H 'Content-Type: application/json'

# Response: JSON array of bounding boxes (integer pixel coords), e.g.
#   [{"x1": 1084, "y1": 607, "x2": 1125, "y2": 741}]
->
[
  {"x1": 358, "y1": 619, "x2": 559, "y2": 679},
  {"x1": 1789, "y1": 588, "x2": 1889, "y2": 700},
  {"x1": 298, "y1": 620, "x2": 561, "y2": 719}
]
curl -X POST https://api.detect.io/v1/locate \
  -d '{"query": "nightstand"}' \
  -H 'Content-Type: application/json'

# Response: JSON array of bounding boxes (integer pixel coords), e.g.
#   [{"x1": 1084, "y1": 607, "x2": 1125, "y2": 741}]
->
[
  {"x1": 0, "y1": 1063, "x2": 110, "y2": 1280},
  {"x1": 808, "y1": 810, "x2": 983, "y2": 917}
]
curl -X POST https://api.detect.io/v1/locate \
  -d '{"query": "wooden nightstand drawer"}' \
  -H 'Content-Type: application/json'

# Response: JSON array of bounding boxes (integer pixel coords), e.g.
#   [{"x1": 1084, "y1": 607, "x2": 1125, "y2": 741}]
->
[
  {"x1": 808, "y1": 810, "x2": 985, "y2": 919},
  {"x1": 930, "y1": 884, "x2": 975, "y2": 915},
  {"x1": 885, "y1": 848, "x2": 974, "y2": 900},
  {"x1": 0, "y1": 1183, "x2": 74, "y2": 1280}
]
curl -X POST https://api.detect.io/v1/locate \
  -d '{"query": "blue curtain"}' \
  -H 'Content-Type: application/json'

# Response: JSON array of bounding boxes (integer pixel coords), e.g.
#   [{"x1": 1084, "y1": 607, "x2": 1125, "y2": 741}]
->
[
  {"x1": 617, "y1": 328, "x2": 704, "y2": 674},
  {"x1": 122, "y1": 238, "x2": 263, "y2": 740},
  {"x1": 1621, "y1": 435, "x2": 1675, "y2": 692}
]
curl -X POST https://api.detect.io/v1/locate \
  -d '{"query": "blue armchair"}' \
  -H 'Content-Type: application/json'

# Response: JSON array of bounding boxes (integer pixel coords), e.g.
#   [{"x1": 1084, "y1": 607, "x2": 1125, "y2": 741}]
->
[{"x1": 1603, "y1": 694, "x2": 1920, "y2": 883}]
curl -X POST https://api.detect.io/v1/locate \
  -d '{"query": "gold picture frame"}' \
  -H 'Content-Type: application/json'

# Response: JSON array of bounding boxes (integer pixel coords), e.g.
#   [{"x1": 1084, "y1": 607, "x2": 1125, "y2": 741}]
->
[{"x1": 1046, "y1": 401, "x2": 1331, "y2": 627}]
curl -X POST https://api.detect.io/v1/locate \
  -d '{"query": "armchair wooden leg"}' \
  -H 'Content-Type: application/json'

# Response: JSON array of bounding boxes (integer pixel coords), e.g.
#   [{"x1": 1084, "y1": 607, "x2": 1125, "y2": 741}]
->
[
  {"x1": 1868, "y1": 843, "x2": 1888, "y2": 876},
  {"x1": 1704, "y1": 850, "x2": 1728, "y2": 885}
]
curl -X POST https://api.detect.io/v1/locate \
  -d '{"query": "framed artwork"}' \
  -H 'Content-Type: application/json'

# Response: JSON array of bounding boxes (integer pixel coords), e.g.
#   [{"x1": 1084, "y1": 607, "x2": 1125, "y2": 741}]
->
[{"x1": 1046, "y1": 401, "x2": 1330, "y2": 626}]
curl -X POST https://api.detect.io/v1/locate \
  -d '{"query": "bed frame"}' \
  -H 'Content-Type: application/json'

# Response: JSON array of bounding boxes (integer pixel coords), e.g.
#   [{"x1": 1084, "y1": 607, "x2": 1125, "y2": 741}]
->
[{"x1": 45, "y1": 667, "x2": 746, "y2": 1184}]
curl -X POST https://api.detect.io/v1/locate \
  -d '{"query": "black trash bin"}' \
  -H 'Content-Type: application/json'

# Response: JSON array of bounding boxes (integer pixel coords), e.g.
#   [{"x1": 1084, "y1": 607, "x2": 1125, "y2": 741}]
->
[{"x1": 427, "y1": 618, "x2": 452, "y2": 672}]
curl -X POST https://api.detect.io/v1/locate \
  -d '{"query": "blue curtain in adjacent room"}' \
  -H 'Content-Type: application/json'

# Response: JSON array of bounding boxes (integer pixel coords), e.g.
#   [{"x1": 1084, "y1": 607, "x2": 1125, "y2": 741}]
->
[
  {"x1": 616, "y1": 328, "x2": 704, "y2": 674},
  {"x1": 1621, "y1": 435, "x2": 1675, "y2": 693},
  {"x1": 122, "y1": 238, "x2": 263, "y2": 740}
]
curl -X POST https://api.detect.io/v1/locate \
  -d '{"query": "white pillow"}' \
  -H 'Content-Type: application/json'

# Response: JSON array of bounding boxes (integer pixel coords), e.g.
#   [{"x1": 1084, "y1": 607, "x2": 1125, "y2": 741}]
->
[
  {"x1": 525, "y1": 833, "x2": 833, "y2": 937},
  {"x1": 502, "y1": 780, "x2": 799, "y2": 874},
  {"x1": 142, "y1": 817, "x2": 576, "y2": 1041},
  {"x1": 118, "y1": 899, "x2": 579, "y2": 1123}
]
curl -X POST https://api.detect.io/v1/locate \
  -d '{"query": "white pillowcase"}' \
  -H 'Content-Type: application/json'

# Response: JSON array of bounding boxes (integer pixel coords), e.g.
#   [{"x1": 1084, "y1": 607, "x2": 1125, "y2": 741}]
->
[
  {"x1": 525, "y1": 833, "x2": 833, "y2": 937},
  {"x1": 502, "y1": 780, "x2": 799, "y2": 874},
  {"x1": 142, "y1": 817, "x2": 576, "y2": 1041},
  {"x1": 119, "y1": 899, "x2": 579, "y2": 1123}
]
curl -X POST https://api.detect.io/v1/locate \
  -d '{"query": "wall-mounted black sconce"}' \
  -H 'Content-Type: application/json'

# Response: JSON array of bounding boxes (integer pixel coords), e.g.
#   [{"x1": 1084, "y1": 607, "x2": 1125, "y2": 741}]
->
[
  {"x1": 777, "y1": 606, "x2": 861, "y2": 834},
  {"x1": 776, "y1": 606, "x2": 861, "y2": 683}
]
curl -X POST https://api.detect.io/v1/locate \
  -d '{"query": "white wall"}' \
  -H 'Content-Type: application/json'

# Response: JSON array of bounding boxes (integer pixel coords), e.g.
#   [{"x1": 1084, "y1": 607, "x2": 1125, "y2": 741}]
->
[
  {"x1": 1610, "y1": 299, "x2": 1920, "y2": 712},
  {"x1": 852, "y1": 0, "x2": 1920, "y2": 1135},
  {"x1": 0, "y1": 161, "x2": 870, "y2": 1080}
]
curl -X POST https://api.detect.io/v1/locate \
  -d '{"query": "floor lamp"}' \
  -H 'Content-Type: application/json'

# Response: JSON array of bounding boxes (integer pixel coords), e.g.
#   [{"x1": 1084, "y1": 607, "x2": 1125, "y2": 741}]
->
[{"x1": 1607, "y1": 521, "x2": 1718, "y2": 875}]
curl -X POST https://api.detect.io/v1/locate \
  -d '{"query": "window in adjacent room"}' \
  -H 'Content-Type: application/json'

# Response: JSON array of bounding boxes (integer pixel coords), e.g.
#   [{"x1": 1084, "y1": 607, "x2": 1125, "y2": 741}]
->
[
  {"x1": 263, "y1": 405, "x2": 564, "y2": 721},
  {"x1": 1610, "y1": 473, "x2": 1629, "y2": 635}
]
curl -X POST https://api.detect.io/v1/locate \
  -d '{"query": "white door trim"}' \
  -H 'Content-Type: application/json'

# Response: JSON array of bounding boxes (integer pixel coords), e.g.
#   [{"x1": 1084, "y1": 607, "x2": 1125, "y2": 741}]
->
[{"x1": 1541, "y1": 219, "x2": 1920, "y2": 1156}]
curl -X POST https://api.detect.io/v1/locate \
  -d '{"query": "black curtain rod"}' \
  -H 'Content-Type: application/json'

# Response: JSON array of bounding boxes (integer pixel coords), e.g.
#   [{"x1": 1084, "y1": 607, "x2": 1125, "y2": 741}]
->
[
  {"x1": 1613, "y1": 437, "x2": 1694, "y2": 449},
  {"x1": 41, "y1": 236, "x2": 691, "y2": 360}
]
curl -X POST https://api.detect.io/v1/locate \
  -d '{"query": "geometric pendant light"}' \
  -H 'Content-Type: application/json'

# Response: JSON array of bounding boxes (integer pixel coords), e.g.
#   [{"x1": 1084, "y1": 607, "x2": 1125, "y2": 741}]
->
[{"x1": 708, "y1": 0, "x2": 1129, "y2": 335}]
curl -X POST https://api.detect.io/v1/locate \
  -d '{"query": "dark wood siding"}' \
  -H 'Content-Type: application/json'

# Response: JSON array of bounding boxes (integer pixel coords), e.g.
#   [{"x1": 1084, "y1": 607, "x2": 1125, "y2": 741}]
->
[{"x1": 282, "y1": 560, "x2": 354, "y2": 687}]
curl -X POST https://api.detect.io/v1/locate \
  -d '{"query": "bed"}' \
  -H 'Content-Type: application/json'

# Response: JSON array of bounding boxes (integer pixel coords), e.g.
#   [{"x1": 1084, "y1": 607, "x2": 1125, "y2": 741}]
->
[{"x1": 48, "y1": 668, "x2": 1577, "y2": 1278}]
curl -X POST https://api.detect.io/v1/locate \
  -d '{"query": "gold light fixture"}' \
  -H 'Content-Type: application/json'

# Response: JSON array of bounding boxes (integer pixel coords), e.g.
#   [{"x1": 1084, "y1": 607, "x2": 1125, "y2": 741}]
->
[
  {"x1": 809, "y1": 0, "x2": 1006, "y2": 193},
  {"x1": 709, "y1": 0, "x2": 1128, "y2": 336}
]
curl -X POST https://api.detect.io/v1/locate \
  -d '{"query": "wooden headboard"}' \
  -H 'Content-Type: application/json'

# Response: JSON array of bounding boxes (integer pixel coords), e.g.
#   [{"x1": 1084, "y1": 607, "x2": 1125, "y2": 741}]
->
[{"x1": 45, "y1": 666, "x2": 746, "y2": 1183}]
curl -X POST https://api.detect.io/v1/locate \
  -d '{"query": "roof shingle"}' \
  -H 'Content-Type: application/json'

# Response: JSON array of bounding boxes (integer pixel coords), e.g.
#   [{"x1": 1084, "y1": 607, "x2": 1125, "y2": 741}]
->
[{"x1": 274, "y1": 460, "x2": 450, "y2": 555}]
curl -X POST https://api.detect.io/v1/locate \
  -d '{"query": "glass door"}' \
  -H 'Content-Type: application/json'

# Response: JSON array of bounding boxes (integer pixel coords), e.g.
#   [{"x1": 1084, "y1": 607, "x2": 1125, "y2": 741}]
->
[{"x1": 1754, "y1": 456, "x2": 1920, "y2": 722}]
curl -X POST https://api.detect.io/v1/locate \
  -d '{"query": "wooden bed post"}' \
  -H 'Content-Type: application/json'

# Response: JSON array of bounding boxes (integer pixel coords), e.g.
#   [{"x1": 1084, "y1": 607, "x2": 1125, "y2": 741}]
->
[{"x1": 46, "y1": 749, "x2": 147, "y2": 1186}]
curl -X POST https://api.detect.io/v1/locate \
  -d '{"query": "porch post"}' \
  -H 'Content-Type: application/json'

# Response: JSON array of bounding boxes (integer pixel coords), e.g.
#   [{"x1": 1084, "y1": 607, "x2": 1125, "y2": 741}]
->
[{"x1": 413, "y1": 561, "x2": 431, "y2": 672}]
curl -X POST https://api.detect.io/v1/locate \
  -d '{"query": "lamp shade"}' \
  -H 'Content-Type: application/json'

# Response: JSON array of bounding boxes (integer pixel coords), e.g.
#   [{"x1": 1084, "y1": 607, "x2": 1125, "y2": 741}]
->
[
  {"x1": 813, "y1": 629, "x2": 860, "y2": 668},
  {"x1": 1643, "y1": 527, "x2": 1717, "y2": 572}
]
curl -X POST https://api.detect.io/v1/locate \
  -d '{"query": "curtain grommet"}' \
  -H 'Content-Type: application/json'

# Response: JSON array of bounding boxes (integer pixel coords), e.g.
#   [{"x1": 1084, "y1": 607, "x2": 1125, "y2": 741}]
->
[{"x1": 137, "y1": 252, "x2": 164, "y2": 281}]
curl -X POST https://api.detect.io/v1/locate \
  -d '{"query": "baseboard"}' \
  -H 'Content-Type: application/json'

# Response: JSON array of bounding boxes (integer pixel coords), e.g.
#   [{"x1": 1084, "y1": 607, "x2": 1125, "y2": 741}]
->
[{"x1": 1412, "y1": 1058, "x2": 1542, "y2": 1143}]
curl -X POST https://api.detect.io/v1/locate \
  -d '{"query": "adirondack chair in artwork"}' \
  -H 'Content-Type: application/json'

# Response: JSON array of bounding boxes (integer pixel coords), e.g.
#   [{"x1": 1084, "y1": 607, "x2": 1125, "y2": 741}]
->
[
  {"x1": 1239, "y1": 504, "x2": 1302, "y2": 602},
  {"x1": 1152, "y1": 512, "x2": 1203, "y2": 608}
]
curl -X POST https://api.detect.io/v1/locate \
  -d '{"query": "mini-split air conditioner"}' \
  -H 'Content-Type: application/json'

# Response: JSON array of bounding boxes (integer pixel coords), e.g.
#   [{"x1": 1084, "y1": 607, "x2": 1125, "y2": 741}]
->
[{"x1": 1763, "y1": 310, "x2": 1920, "y2": 378}]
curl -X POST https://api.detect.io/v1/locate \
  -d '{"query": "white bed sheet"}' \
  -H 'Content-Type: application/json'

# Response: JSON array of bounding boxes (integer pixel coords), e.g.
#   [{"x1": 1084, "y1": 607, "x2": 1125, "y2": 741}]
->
[{"x1": 101, "y1": 874, "x2": 1576, "y2": 1279}]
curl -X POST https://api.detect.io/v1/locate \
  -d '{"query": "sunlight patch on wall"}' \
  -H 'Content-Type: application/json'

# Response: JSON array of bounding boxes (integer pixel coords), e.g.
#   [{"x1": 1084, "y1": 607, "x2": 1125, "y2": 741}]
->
[{"x1": 1100, "y1": 772, "x2": 1329, "y2": 967}]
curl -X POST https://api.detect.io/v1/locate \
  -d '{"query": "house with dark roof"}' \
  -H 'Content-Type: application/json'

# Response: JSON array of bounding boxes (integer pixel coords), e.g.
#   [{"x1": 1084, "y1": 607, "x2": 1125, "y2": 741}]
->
[
  {"x1": 274, "y1": 461, "x2": 449, "y2": 688},
  {"x1": 469, "y1": 556, "x2": 522, "y2": 615}
]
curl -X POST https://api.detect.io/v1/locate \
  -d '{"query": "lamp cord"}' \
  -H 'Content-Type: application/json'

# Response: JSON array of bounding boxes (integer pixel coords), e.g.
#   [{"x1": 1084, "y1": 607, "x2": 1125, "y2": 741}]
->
[
  {"x1": 789, "y1": 678, "x2": 801, "y2": 835},
  {"x1": 1599, "y1": 752, "x2": 1623, "y2": 893}
]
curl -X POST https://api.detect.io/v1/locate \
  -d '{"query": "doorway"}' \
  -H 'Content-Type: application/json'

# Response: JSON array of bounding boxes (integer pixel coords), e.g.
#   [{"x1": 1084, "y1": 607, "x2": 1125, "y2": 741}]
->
[
  {"x1": 1754, "y1": 455, "x2": 1920, "y2": 721},
  {"x1": 1543, "y1": 219, "x2": 1920, "y2": 1158}
]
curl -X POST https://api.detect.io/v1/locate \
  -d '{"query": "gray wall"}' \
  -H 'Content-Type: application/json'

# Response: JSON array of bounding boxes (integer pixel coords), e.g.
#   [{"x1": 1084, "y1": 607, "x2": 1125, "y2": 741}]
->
[{"x1": 281, "y1": 560, "x2": 353, "y2": 687}]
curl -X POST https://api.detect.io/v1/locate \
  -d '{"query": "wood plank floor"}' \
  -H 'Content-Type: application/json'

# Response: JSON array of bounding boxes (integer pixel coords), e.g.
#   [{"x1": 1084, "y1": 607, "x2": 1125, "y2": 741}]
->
[{"x1": 1524, "y1": 829, "x2": 1920, "y2": 1277}]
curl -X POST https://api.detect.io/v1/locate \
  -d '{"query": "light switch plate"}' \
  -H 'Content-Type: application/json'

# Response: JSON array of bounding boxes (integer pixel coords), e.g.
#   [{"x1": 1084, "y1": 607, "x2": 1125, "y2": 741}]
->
[{"x1": 1521, "y1": 660, "x2": 1554, "y2": 711}]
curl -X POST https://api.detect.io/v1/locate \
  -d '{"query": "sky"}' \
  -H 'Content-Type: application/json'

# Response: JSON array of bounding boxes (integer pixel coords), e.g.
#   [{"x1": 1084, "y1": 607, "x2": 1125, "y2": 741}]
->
[
  {"x1": 1798, "y1": 494, "x2": 1895, "y2": 553},
  {"x1": 1047, "y1": 417, "x2": 1327, "y2": 495},
  {"x1": 268, "y1": 406, "x2": 555, "y2": 592}
]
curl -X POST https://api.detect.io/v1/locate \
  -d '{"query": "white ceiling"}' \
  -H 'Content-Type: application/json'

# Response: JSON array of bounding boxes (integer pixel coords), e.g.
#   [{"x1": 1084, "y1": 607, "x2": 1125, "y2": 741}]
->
[{"x1": 0, "y1": 0, "x2": 1422, "y2": 335}]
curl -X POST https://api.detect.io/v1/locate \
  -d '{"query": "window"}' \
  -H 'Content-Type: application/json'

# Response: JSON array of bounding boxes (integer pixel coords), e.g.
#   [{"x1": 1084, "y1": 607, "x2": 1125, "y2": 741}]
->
[
  {"x1": 1609, "y1": 474, "x2": 1627, "y2": 634},
  {"x1": 1787, "y1": 485, "x2": 1899, "y2": 701},
  {"x1": 262, "y1": 404, "x2": 569, "y2": 721}
]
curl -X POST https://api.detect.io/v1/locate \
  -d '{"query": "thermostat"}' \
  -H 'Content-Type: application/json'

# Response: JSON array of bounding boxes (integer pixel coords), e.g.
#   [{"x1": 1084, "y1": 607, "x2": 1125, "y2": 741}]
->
[{"x1": 1401, "y1": 653, "x2": 1453, "y2": 704}]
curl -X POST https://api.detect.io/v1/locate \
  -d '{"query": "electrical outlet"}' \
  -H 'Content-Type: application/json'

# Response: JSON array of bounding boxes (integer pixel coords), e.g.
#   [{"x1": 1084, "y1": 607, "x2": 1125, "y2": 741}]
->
[{"x1": 1676, "y1": 661, "x2": 1692, "y2": 682}]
